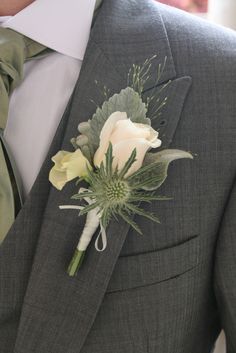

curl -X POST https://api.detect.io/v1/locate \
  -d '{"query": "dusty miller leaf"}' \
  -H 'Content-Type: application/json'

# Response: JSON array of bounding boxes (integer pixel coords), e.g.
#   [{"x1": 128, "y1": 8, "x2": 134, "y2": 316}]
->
[{"x1": 75, "y1": 87, "x2": 149, "y2": 157}]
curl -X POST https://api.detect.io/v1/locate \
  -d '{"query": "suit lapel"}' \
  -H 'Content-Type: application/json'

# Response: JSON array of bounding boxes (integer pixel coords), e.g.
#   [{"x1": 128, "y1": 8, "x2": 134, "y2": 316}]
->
[{"x1": 13, "y1": 1, "x2": 192, "y2": 352}]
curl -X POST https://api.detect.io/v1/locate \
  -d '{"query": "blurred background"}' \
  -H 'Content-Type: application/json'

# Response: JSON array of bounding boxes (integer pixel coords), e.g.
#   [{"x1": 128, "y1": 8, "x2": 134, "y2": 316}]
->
[
  {"x1": 158, "y1": 0, "x2": 236, "y2": 29},
  {"x1": 158, "y1": 0, "x2": 208, "y2": 13},
  {"x1": 155, "y1": 1, "x2": 236, "y2": 353}
]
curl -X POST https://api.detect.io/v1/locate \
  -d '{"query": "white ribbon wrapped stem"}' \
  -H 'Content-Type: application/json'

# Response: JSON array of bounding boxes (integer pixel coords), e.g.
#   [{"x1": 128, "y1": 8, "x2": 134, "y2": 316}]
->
[
  {"x1": 59, "y1": 188, "x2": 106, "y2": 252},
  {"x1": 77, "y1": 206, "x2": 100, "y2": 251}
]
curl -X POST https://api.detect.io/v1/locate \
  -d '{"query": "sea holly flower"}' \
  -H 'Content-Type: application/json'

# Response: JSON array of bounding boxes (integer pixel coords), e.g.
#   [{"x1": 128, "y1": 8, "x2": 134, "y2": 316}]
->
[{"x1": 65, "y1": 143, "x2": 192, "y2": 276}]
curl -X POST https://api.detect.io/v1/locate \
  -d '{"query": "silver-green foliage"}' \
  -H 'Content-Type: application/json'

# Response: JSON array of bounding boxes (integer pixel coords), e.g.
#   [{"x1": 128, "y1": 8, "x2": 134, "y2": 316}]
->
[
  {"x1": 72, "y1": 87, "x2": 149, "y2": 163},
  {"x1": 128, "y1": 149, "x2": 193, "y2": 191}
]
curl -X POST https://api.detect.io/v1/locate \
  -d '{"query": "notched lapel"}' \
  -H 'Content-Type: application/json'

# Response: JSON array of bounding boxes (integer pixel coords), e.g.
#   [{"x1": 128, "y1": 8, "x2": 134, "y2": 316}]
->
[
  {"x1": 145, "y1": 76, "x2": 192, "y2": 148},
  {"x1": 14, "y1": 1, "x2": 192, "y2": 353}
]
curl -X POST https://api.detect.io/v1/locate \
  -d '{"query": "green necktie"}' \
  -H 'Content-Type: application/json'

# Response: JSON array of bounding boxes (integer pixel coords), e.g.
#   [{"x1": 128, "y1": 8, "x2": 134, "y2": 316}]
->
[{"x1": 0, "y1": 28, "x2": 47, "y2": 243}]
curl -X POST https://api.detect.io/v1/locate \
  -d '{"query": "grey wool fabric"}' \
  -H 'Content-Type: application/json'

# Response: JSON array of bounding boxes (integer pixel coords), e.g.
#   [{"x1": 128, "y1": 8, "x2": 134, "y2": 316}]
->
[{"x1": 0, "y1": 0, "x2": 236, "y2": 352}]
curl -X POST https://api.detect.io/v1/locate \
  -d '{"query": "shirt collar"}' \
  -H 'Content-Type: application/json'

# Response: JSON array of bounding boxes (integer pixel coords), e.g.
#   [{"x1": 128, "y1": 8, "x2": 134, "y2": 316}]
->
[
  {"x1": 0, "y1": 16, "x2": 12, "y2": 25},
  {"x1": 1, "y1": 0, "x2": 98, "y2": 60}
]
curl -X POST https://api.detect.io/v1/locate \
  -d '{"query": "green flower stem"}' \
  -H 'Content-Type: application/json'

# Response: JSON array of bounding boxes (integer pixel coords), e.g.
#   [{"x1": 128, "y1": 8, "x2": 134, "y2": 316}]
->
[{"x1": 67, "y1": 249, "x2": 85, "y2": 277}]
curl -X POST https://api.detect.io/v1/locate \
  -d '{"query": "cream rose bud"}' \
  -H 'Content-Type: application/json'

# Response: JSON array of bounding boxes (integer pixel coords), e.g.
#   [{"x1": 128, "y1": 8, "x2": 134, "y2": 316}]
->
[
  {"x1": 94, "y1": 111, "x2": 162, "y2": 177},
  {"x1": 49, "y1": 149, "x2": 91, "y2": 190}
]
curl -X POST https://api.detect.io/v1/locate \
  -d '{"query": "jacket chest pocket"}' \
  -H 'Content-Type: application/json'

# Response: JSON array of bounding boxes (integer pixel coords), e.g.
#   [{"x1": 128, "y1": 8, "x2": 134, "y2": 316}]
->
[{"x1": 107, "y1": 234, "x2": 200, "y2": 293}]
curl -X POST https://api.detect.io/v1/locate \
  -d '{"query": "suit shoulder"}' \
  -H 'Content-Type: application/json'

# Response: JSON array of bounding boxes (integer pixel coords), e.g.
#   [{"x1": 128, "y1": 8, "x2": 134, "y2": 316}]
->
[{"x1": 156, "y1": 2, "x2": 236, "y2": 58}]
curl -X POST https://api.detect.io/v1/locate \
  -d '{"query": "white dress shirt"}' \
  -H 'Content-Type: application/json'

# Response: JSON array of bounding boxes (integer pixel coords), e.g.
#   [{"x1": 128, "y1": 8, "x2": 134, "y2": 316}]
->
[{"x1": 0, "y1": 0, "x2": 96, "y2": 199}]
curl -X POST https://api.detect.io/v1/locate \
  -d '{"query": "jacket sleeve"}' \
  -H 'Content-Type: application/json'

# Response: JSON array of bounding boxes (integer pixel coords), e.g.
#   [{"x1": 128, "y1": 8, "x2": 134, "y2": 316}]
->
[{"x1": 214, "y1": 177, "x2": 236, "y2": 353}]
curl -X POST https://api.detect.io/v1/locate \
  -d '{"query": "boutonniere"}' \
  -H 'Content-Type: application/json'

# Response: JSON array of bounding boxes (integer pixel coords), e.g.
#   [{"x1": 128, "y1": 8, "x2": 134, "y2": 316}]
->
[{"x1": 49, "y1": 56, "x2": 193, "y2": 276}]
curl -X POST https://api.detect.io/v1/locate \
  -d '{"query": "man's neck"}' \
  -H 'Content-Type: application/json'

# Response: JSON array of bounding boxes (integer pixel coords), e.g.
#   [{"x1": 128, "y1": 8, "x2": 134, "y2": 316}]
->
[{"x1": 0, "y1": 0, "x2": 34, "y2": 16}]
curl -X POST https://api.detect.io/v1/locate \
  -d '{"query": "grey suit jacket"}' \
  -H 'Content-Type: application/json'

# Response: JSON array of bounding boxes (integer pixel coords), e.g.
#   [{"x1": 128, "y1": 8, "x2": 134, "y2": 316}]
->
[{"x1": 1, "y1": 1, "x2": 236, "y2": 352}]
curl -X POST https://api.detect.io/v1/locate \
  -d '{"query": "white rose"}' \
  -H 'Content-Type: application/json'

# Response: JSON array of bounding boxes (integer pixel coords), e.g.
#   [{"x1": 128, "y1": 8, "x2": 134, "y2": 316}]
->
[{"x1": 94, "y1": 111, "x2": 162, "y2": 177}]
